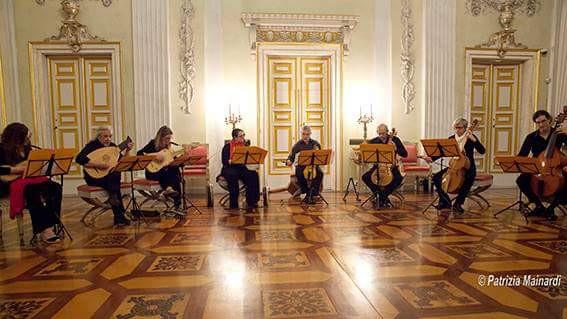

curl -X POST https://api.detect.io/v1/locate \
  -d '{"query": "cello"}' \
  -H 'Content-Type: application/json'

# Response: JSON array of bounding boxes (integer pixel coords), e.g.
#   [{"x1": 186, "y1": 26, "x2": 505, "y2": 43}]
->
[
  {"x1": 529, "y1": 107, "x2": 567, "y2": 199},
  {"x1": 441, "y1": 119, "x2": 480, "y2": 194},
  {"x1": 371, "y1": 127, "x2": 399, "y2": 187}
]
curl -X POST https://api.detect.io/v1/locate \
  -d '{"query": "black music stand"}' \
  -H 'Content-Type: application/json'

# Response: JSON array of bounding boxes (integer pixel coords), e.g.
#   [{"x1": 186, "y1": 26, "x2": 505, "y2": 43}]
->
[
  {"x1": 113, "y1": 155, "x2": 155, "y2": 229},
  {"x1": 359, "y1": 144, "x2": 395, "y2": 209},
  {"x1": 297, "y1": 149, "x2": 332, "y2": 206},
  {"x1": 169, "y1": 154, "x2": 205, "y2": 216},
  {"x1": 493, "y1": 156, "x2": 540, "y2": 223},
  {"x1": 24, "y1": 148, "x2": 75, "y2": 242},
  {"x1": 419, "y1": 139, "x2": 460, "y2": 214}
]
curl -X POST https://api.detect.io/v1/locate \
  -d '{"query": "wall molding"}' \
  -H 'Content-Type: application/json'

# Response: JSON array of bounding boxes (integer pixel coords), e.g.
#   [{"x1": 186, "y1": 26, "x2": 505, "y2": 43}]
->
[
  {"x1": 132, "y1": 0, "x2": 171, "y2": 145},
  {"x1": 422, "y1": 0, "x2": 456, "y2": 137},
  {"x1": 241, "y1": 13, "x2": 359, "y2": 58}
]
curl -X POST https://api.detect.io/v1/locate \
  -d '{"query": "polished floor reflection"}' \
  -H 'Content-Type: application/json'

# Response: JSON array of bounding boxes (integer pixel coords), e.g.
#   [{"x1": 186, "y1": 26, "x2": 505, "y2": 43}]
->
[{"x1": 0, "y1": 189, "x2": 566, "y2": 318}]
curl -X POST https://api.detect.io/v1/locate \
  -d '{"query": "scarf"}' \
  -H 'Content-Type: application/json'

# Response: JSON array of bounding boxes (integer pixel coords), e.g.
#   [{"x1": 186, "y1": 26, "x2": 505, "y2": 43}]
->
[
  {"x1": 9, "y1": 176, "x2": 48, "y2": 219},
  {"x1": 455, "y1": 133, "x2": 467, "y2": 154}
]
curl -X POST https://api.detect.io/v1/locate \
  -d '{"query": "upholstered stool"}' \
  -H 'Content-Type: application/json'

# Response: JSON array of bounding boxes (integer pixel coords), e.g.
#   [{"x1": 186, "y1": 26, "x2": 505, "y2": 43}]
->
[
  {"x1": 132, "y1": 179, "x2": 172, "y2": 209},
  {"x1": 0, "y1": 197, "x2": 24, "y2": 245},
  {"x1": 467, "y1": 173, "x2": 494, "y2": 210},
  {"x1": 77, "y1": 183, "x2": 131, "y2": 226}
]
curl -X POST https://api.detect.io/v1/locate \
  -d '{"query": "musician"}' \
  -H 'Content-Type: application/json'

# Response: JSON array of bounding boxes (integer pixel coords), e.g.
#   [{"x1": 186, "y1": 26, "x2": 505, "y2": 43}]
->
[
  {"x1": 0, "y1": 123, "x2": 62, "y2": 243},
  {"x1": 221, "y1": 128, "x2": 260, "y2": 209},
  {"x1": 286, "y1": 126, "x2": 323, "y2": 204},
  {"x1": 432, "y1": 118, "x2": 485, "y2": 214},
  {"x1": 137, "y1": 126, "x2": 182, "y2": 211},
  {"x1": 76, "y1": 126, "x2": 132, "y2": 226},
  {"x1": 362, "y1": 124, "x2": 408, "y2": 208},
  {"x1": 516, "y1": 110, "x2": 566, "y2": 220}
]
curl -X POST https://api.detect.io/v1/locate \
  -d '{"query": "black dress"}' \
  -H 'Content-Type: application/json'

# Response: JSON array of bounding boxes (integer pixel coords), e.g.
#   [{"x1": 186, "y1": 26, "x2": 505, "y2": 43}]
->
[
  {"x1": 137, "y1": 141, "x2": 182, "y2": 207},
  {"x1": 0, "y1": 143, "x2": 61, "y2": 234}
]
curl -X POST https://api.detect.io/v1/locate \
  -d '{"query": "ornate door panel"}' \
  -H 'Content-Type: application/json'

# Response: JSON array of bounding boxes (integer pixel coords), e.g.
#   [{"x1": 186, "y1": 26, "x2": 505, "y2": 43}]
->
[
  {"x1": 48, "y1": 55, "x2": 115, "y2": 178},
  {"x1": 268, "y1": 57, "x2": 298, "y2": 176},
  {"x1": 266, "y1": 56, "x2": 331, "y2": 188},
  {"x1": 469, "y1": 63, "x2": 520, "y2": 173},
  {"x1": 470, "y1": 64, "x2": 490, "y2": 172},
  {"x1": 300, "y1": 57, "x2": 331, "y2": 174},
  {"x1": 84, "y1": 57, "x2": 113, "y2": 139},
  {"x1": 48, "y1": 57, "x2": 83, "y2": 176},
  {"x1": 489, "y1": 65, "x2": 520, "y2": 172}
]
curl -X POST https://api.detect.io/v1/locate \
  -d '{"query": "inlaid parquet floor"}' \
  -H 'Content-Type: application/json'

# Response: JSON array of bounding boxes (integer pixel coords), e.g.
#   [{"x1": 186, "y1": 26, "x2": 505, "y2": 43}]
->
[{"x1": 1, "y1": 188, "x2": 566, "y2": 318}]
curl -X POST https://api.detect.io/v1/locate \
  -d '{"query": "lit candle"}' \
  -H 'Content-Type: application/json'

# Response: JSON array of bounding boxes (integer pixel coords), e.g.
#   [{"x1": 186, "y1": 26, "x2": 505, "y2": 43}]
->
[
  {"x1": 229, "y1": 103, "x2": 232, "y2": 116},
  {"x1": 370, "y1": 104, "x2": 373, "y2": 115},
  {"x1": 237, "y1": 104, "x2": 241, "y2": 116},
  {"x1": 359, "y1": 105, "x2": 362, "y2": 117}
]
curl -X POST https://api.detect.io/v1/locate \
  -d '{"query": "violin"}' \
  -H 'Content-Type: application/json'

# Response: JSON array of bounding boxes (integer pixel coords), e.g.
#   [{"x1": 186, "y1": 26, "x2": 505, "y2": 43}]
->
[
  {"x1": 529, "y1": 107, "x2": 567, "y2": 198},
  {"x1": 441, "y1": 119, "x2": 480, "y2": 194}
]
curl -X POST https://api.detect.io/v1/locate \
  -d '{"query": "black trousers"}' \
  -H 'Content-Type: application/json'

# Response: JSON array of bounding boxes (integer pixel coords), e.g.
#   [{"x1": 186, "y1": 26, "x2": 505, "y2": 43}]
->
[
  {"x1": 146, "y1": 167, "x2": 182, "y2": 206},
  {"x1": 23, "y1": 180, "x2": 62, "y2": 234},
  {"x1": 86, "y1": 172, "x2": 125, "y2": 218},
  {"x1": 362, "y1": 165, "x2": 403, "y2": 201},
  {"x1": 222, "y1": 166, "x2": 260, "y2": 208},
  {"x1": 295, "y1": 165, "x2": 324, "y2": 197},
  {"x1": 433, "y1": 168, "x2": 476, "y2": 207}
]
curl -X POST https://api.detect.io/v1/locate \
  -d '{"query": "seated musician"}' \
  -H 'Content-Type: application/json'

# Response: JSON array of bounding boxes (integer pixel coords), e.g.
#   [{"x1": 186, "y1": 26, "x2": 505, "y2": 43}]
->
[
  {"x1": 137, "y1": 126, "x2": 182, "y2": 212},
  {"x1": 0, "y1": 123, "x2": 62, "y2": 243},
  {"x1": 432, "y1": 118, "x2": 485, "y2": 214},
  {"x1": 221, "y1": 128, "x2": 260, "y2": 209},
  {"x1": 285, "y1": 125, "x2": 323, "y2": 204},
  {"x1": 362, "y1": 124, "x2": 408, "y2": 208},
  {"x1": 516, "y1": 110, "x2": 566, "y2": 220},
  {"x1": 76, "y1": 126, "x2": 132, "y2": 226}
]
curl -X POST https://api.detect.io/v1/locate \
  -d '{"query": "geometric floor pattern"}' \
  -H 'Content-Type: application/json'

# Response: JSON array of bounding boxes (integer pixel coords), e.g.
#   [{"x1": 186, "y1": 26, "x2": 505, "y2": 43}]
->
[{"x1": 0, "y1": 188, "x2": 566, "y2": 318}]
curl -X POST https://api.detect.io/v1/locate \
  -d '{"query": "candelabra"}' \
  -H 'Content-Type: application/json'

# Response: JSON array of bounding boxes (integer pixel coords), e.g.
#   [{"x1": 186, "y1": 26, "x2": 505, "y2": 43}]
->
[
  {"x1": 224, "y1": 113, "x2": 242, "y2": 129},
  {"x1": 357, "y1": 113, "x2": 374, "y2": 141}
]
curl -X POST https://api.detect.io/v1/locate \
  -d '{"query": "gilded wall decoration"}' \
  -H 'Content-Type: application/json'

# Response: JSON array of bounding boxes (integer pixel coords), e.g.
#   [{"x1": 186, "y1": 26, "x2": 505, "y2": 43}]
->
[
  {"x1": 242, "y1": 13, "x2": 359, "y2": 57},
  {"x1": 466, "y1": 0, "x2": 540, "y2": 16},
  {"x1": 467, "y1": 0, "x2": 541, "y2": 57},
  {"x1": 35, "y1": 0, "x2": 113, "y2": 7},
  {"x1": 401, "y1": 0, "x2": 415, "y2": 115},
  {"x1": 179, "y1": 0, "x2": 196, "y2": 114},
  {"x1": 41, "y1": 0, "x2": 104, "y2": 52}
]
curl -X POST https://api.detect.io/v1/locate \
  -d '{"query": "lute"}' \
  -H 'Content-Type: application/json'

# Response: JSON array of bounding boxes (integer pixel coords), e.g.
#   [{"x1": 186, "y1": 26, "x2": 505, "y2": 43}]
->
[
  {"x1": 146, "y1": 147, "x2": 187, "y2": 173},
  {"x1": 83, "y1": 136, "x2": 132, "y2": 179}
]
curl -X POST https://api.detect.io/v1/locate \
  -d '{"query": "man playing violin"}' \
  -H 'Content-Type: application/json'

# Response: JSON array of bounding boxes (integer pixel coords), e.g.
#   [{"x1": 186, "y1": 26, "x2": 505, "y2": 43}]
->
[
  {"x1": 432, "y1": 118, "x2": 485, "y2": 214},
  {"x1": 76, "y1": 126, "x2": 133, "y2": 226},
  {"x1": 516, "y1": 110, "x2": 566, "y2": 220},
  {"x1": 362, "y1": 124, "x2": 408, "y2": 208},
  {"x1": 286, "y1": 126, "x2": 323, "y2": 205}
]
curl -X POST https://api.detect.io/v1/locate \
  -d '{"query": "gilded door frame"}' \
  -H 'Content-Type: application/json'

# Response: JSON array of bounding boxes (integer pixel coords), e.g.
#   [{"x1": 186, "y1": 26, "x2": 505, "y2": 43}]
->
[
  {"x1": 464, "y1": 48, "x2": 541, "y2": 172},
  {"x1": 257, "y1": 43, "x2": 343, "y2": 191},
  {"x1": 28, "y1": 41, "x2": 125, "y2": 147}
]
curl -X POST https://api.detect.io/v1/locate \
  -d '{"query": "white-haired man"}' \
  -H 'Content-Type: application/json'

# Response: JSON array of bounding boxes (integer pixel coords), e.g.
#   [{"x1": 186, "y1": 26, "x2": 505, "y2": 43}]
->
[
  {"x1": 286, "y1": 126, "x2": 323, "y2": 204},
  {"x1": 76, "y1": 126, "x2": 133, "y2": 226},
  {"x1": 362, "y1": 123, "x2": 408, "y2": 208}
]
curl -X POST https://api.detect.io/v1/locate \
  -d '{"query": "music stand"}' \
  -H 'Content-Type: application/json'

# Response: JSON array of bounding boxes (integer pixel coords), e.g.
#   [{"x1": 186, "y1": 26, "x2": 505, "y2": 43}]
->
[
  {"x1": 169, "y1": 154, "x2": 205, "y2": 215},
  {"x1": 297, "y1": 149, "x2": 332, "y2": 205},
  {"x1": 358, "y1": 144, "x2": 395, "y2": 208},
  {"x1": 112, "y1": 155, "x2": 155, "y2": 229},
  {"x1": 24, "y1": 148, "x2": 75, "y2": 241},
  {"x1": 493, "y1": 156, "x2": 540, "y2": 222},
  {"x1": 419, "y1": 139, "x2": 460, "y2": 214}
]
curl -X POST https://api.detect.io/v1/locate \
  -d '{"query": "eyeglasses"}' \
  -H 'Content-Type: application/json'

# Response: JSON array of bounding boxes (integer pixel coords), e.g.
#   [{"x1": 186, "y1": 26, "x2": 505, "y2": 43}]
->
[
  {"x1": 454, "y1": 126, "x2": 464, "y2": 129},
  {"x1": 238, "y1": 134, "x2": 245, "y2": 138},
  {"x1": 535, "y1": 119, "x2": 549, "y2": 124}
]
